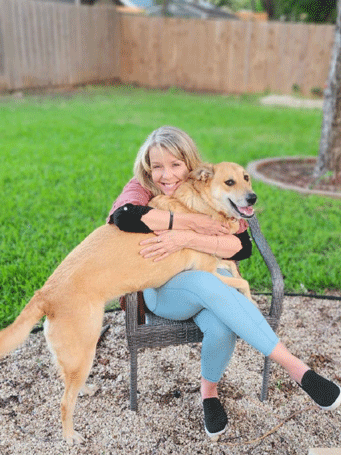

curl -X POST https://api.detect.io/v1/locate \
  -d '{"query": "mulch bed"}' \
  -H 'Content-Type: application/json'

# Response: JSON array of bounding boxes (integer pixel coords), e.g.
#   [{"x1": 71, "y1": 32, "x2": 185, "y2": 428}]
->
[{"x1": 258, "y1": 158, "x2": 341, "y2": 194}]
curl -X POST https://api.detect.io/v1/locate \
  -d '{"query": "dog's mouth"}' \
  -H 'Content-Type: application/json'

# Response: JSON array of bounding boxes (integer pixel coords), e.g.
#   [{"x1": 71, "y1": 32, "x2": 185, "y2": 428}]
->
[{"x1": 228, "y1": 199, "x2": 255, "y2": 218}]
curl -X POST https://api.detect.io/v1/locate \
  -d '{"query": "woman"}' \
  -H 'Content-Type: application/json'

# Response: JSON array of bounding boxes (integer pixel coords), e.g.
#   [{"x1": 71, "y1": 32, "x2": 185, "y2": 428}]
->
[{"x1": 107, "y1": 126, "x2": 341, "y2": 439}]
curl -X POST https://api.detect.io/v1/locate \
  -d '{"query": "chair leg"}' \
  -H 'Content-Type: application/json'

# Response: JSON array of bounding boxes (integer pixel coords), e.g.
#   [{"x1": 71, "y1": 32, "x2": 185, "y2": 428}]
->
[
  {"x1": 260, "y1": 356, "x2": 272, "y2": 402},
  {"x1": 130, "y1": 347, "x2": 138, "y2": 411}
]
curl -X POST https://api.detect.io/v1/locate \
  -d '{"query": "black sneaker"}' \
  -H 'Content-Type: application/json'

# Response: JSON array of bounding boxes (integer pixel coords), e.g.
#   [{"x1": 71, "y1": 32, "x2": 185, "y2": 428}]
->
[
  {"x1": 300, "y1": 370, "x2": 341, "y2": 410},
  {"x1": 203, "y1": 398, "x2": 228, "y2": 440}
]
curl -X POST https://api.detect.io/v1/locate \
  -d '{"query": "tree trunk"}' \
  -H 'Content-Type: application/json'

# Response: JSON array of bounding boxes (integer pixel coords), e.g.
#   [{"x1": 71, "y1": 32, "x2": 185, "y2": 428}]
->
[
  {"x1": 161, "y1": 0, "x2": 170, "y2": 16},
  {"x1": 260, "y1": 0, "x2": 275, "y2": 19},
  {"x1": 314, "y1": 0, "x2": 341, "y2": 178}
]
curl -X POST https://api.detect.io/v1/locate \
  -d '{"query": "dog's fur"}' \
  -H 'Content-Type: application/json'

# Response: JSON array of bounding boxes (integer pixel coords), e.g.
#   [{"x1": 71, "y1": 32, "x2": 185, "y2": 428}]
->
[{"x1": 0, "y1": 162, "x2": 257, "y2": 445}]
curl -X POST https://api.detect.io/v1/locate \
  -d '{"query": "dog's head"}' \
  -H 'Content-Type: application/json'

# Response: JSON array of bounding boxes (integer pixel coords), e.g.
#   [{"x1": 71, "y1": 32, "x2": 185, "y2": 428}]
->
[{"x1": 188, "y1": 162, "x2": 257, "y2": 219}]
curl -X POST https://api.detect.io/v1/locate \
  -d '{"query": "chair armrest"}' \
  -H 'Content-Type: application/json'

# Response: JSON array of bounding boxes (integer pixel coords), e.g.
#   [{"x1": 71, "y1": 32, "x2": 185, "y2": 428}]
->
[{"x1": 248, "y1": 215, "x2": 284, "y2": 330}]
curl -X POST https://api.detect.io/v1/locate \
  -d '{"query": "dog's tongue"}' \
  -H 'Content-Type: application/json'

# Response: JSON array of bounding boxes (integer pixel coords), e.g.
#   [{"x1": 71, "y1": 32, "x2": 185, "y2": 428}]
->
[{"x1": 238, "y1": 206, "x2": 254, "y2": 217}]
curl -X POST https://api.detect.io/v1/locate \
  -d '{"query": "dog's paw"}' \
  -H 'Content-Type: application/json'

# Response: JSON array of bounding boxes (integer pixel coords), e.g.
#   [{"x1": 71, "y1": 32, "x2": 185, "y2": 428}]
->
[
  {"x1": 64, "y1": 430, "x2": 85, "y2": 446},
  {"x1": 80, "y1": 383, "x2": 98, "y2": 397}
]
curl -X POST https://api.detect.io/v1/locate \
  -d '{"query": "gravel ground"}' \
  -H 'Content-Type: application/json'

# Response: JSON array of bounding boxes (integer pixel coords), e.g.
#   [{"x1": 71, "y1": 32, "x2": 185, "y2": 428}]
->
[{"x1": 0, "y1": 295, "x2": 341, "y2": 455}]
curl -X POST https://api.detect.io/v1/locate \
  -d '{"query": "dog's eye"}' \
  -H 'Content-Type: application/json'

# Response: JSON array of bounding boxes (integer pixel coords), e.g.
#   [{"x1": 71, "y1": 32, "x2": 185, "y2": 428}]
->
[
  {"x1": 244, "y1": 175, "x2": 250, "y2": 182},
  {"x1": 225, "y1": 179, "x2": 235, "y2": 186}
]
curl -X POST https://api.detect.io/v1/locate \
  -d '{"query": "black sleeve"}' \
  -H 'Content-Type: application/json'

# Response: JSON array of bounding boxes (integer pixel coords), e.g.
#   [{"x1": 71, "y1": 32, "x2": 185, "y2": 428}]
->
[
  {"x1": 109, "y1": 203, "x2": 154, "y2": 233},
  {"x1": 229, "y1": 230, "x2": 252, "y2": 261}
]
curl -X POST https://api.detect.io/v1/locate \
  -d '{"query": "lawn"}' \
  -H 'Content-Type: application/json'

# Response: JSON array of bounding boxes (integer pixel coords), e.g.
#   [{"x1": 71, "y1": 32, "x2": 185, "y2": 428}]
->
[{"x1": 0, "y1": 85, "x2": 340, "y2": 329}]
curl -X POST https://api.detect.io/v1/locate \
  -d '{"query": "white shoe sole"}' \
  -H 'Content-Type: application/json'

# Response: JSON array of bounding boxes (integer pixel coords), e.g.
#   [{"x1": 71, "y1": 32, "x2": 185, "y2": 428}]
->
[{"x1": 205, "y1": 423, "x2": 227, "y2": 441}]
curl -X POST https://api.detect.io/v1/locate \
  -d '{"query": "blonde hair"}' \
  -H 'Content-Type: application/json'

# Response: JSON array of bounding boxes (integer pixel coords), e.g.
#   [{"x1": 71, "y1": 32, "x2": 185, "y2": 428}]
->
[{"x1": 134, "y1": 126, "x2": 203, "y2": 195}]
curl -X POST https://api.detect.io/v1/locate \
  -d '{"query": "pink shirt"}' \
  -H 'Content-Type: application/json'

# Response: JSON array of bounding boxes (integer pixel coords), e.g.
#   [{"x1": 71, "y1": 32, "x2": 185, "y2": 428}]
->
[
  {"x1": 106, "y1": 178, "x2": 153, "y2": 223},
  {"x1": 107, "y1": 177, "x2": 248, "y2": 233}
]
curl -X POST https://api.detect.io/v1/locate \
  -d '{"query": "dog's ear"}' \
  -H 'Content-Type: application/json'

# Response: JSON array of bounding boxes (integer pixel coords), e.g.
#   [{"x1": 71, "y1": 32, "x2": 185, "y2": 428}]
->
[{"x1": 189, "y1": 163, "x2": 215, "y2": 183}]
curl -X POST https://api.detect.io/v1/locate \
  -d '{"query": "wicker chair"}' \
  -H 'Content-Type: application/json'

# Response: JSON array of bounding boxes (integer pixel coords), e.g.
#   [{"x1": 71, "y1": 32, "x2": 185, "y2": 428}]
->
[{"x1": 125, "y1": 214, "x2": 284, "y2": 411}]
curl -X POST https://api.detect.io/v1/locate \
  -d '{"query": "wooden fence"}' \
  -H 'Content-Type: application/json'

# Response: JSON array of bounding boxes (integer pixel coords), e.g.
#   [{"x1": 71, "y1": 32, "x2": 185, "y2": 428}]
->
[
  {"x1": 0, "y1": 0, "x2": 120, "y2": 92},
  {"x1": 119, "y1": 15, "x2": 335, "y2": 96},
  {"x1": 0, "y1": 0, "x2": 336, "y2": 96}
]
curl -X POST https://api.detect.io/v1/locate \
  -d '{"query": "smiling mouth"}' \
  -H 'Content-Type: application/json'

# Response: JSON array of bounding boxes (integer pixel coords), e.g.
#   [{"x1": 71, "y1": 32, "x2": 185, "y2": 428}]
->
[
  {"x1": 161, "y1": 182, "x2": 180, "y2": 190},
  {"x1": 228, "y1": 199, "x2": 255, "y2": 218}
]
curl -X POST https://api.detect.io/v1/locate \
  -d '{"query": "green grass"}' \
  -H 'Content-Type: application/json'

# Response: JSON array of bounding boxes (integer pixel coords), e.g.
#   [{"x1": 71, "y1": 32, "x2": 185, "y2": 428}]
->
[{"x1": 1, "y1": 85, "x2": 340, "y2": 329}]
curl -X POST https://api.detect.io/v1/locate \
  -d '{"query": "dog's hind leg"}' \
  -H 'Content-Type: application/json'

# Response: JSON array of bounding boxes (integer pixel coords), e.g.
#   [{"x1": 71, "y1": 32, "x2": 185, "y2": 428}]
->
[
  {"x1": 60, "y1": 346, "x2": 97, "y2": 445},
  {"x1": 44, "y1": 305, "x2": 104, "y2": 445}
]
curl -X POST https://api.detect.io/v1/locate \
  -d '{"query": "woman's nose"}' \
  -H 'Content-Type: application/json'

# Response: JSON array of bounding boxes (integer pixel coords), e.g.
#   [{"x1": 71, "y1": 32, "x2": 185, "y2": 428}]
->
[{"x1": 162, "y1": 167, "x2": 172, "y2": 178}]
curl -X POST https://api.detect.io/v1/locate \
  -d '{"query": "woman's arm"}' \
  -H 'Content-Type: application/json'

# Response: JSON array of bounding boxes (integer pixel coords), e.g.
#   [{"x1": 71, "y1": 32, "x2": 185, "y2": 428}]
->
[
  {"x1": 140, "y1": 229, "x2": 252, "y2": 262},
  {"x1": 141, "y1": 208, "x2": 231, "y2": 235},
  {"x1": 186, "y1": 230, "x2": 252, "y2": 260},
  {"x1": 108, "y1": 178, "x2": 231, "y2": 235},
  {"x1": 111, "y1": 203, "x2": 231, "y2": 236},
  {"x1": 185, "y1": 231, "x2": 242, "y2": 258}
]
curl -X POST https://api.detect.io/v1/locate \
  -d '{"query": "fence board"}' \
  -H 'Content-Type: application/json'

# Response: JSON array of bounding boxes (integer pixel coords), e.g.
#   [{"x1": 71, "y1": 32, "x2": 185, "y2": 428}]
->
[
  {"x1": 109, "y1": 7, "x2": 120, "y2": 79},
  {"x1": 0, "y1": 0, "x2": 119, "y2": 91},
  {"x1": 229, "y1": 21, "x2": 248, "y2": 93},
  {"x1": 119, "y1": 15, "x2": 335, "y2": 96},
  {"x1": 0, "y1": 0, "x2": 10, "y2": 90},
  {"x1": 8, "y1": 0, "x2": 21, "y2": 89},
  {"x1": 212, "y1": 21, "x2": 226, "y2": 92},
  {"x1": 248, "y1": 22, "x2": 268, "y2": 92},
  {"x1": 159, "y1": 17, "x2": 178, "y2": 88}
]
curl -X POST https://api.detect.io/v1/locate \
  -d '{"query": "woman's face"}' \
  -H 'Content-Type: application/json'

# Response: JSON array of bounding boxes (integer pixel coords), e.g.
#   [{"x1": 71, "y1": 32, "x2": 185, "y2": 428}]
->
[{"x1": 149, "y1": 146, "x2": 190, "y2": 196}]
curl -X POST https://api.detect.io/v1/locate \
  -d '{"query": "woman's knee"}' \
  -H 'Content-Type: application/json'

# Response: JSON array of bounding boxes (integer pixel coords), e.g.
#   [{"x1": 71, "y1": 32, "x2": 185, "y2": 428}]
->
[
  {"x1": 211, "y1": 322, "x2": 237, "y2": 348},
  {"x1": 195, "y1": 309, "x2": 237, "y2": 347}
]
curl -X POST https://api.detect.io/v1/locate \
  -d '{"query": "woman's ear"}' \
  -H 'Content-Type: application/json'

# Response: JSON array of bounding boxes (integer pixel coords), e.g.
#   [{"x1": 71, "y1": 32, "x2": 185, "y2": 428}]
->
[{"x1": 189, "y1": 163, "x2": 215, "y2": 182}]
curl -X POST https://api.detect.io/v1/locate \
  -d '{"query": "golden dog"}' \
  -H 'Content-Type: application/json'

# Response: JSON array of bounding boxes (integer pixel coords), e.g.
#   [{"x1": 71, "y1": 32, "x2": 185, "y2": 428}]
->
[{"x1": 0, "y1": 162, "x2": 257, "y2": 445}]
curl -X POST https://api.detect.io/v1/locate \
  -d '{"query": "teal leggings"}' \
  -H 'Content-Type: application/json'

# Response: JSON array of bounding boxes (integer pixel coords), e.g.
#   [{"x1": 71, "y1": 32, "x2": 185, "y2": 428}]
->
[{"x1": 143, "y1": 269, "x2": 279, "y2": 383}]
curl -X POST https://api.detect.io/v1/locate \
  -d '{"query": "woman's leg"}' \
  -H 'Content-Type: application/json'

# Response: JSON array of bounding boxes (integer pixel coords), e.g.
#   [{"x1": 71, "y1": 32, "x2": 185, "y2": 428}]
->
[
  {"x1": 269, "y1": 341, "x2": 310, "y2": 384},
  {"x1": 144, "y1": 270, "x2": 341, "y2": 415},
  {"x1": 144, "y1": 278, "x2": 236, "y2": 439},
  {"x1": 143, "y1": 269, "x2": 278, "y2": 390},
  {"x1": 144, "y1": 272, "x2": 237, "y2": 403},
  {"x1": 144, "y1": 276, "x2": 237, "y2": 390},
  {"x1": 193, "y1": 309, "x2": 237, "y2": 398},
  {"x1": 145, "y1": 270, "x2": 279, "y2": 356}
]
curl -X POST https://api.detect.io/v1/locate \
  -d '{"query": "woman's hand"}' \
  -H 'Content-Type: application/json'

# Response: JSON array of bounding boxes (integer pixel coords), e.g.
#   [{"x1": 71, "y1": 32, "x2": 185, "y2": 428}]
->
[
  {"x1": 187, "y1": 213, "x2": 231, "y2": 236},
  {"x1": 139, "y1": 230, "x2": 193, "y2": 262}
]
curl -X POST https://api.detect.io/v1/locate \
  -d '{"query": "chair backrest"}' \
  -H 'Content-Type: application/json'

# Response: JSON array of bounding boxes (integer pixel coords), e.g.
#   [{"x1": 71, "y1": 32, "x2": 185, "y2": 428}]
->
[{"x1": 247, "y1": 215, "x2": 284, "y2": 329}]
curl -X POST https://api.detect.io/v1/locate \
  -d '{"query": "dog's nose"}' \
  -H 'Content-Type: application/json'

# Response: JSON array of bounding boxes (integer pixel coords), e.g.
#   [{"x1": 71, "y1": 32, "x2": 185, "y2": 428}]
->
[{"x1": 247, "y1": 193, "x2": 257, "y2": 205}]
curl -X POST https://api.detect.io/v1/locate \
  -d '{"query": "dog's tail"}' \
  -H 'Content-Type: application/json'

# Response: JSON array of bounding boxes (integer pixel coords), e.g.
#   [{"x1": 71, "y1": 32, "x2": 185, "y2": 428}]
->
[{"x1": 0, "y1": 292, "x2": 46, "y2": 357}]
